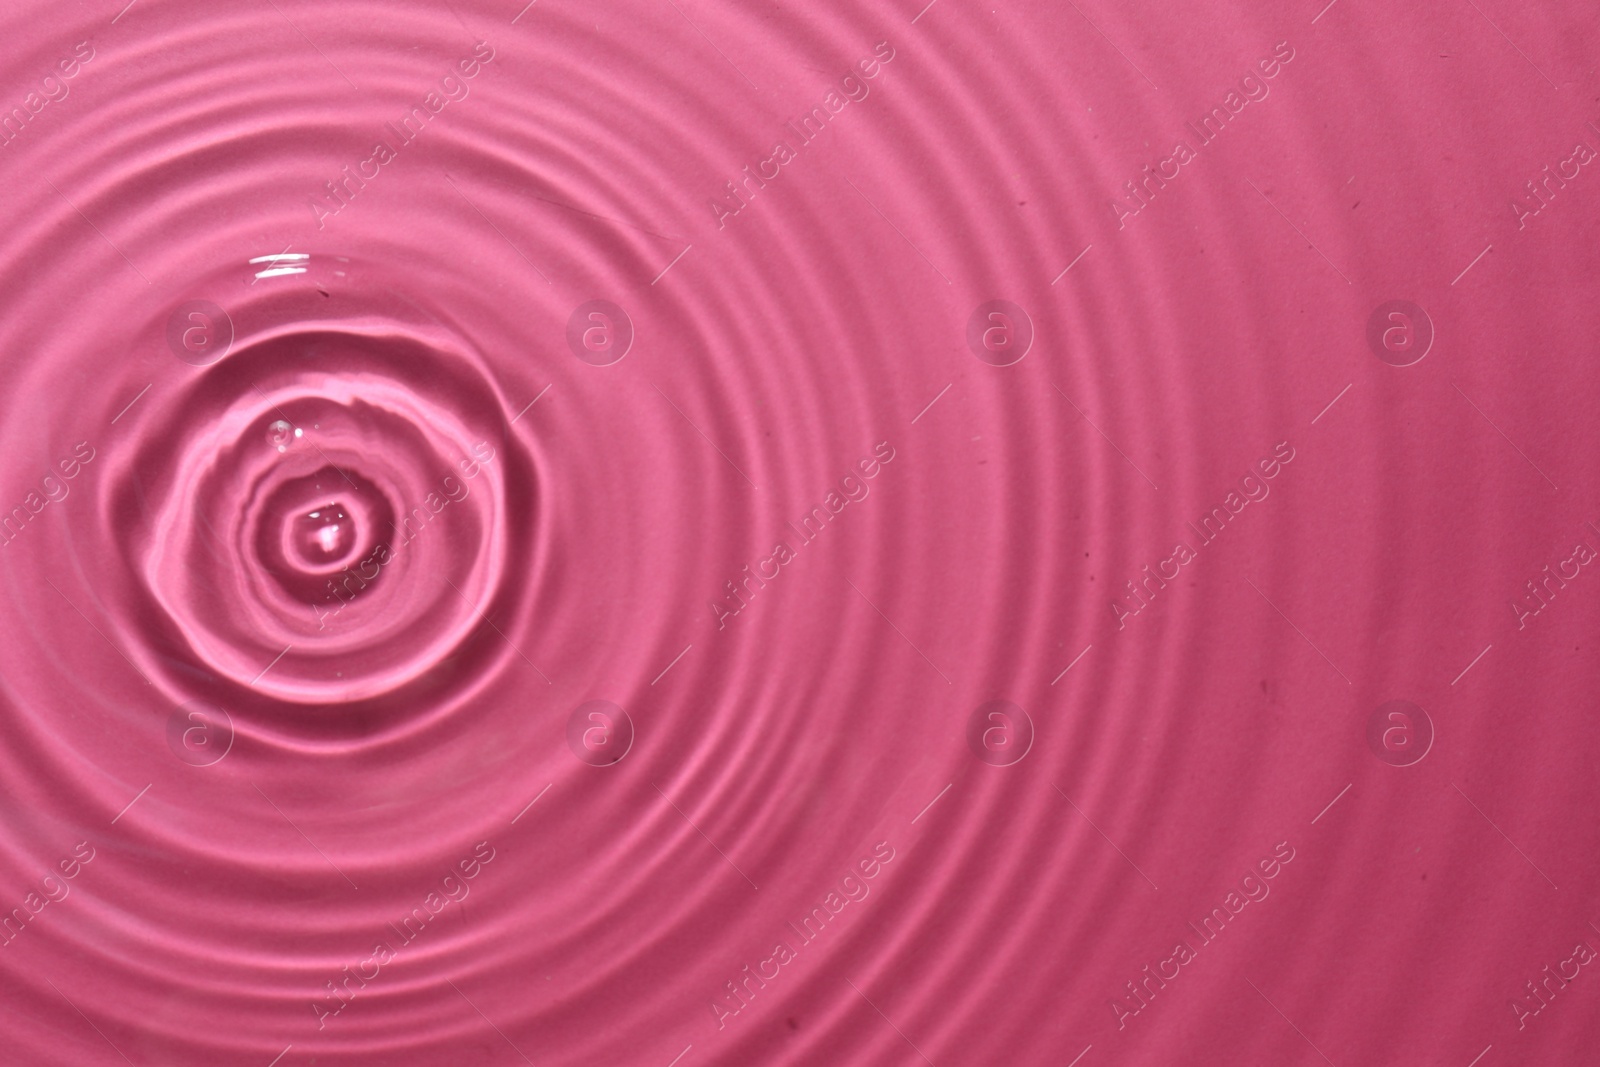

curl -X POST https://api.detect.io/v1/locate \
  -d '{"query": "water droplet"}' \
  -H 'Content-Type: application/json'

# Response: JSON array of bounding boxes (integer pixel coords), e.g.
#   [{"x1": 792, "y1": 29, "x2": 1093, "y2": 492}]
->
[
  {"x1": 292, "y1": 503, "x2": 354, "y2": 564},
  {"x1": 268, "y1": 420, "x2": 294, "y2": 452}
]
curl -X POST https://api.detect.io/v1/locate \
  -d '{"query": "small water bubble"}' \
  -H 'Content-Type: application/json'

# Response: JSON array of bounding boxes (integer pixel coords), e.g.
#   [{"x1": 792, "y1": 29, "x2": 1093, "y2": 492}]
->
[{"x1": 268, "y1": 420, "x2": 294, "y2": 452}]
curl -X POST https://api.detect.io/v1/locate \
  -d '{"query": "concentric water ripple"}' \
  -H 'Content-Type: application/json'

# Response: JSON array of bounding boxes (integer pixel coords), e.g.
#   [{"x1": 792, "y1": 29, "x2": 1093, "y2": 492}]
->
[{"x1": 1, "y1": 1, "x2": 1598, "y2": 1065}]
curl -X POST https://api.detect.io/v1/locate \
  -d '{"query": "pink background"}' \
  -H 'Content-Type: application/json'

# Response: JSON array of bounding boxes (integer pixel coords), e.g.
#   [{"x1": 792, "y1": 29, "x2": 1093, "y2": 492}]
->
[{"x1": 0, "y1": 0, "x2": 1596, "y2": 1064}]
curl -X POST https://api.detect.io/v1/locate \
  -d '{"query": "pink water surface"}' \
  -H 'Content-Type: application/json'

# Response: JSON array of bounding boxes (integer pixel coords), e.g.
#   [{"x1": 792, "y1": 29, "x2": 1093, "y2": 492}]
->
[{"x1": 1, "y1": 0, "x2": 1598, "y2": 1064}]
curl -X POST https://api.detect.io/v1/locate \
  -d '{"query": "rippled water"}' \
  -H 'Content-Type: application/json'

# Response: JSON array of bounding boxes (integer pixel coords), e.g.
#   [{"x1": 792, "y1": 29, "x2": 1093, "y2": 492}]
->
[{"x1": 2, "y1": 0, "x2": 1598, "y2": 1064}]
